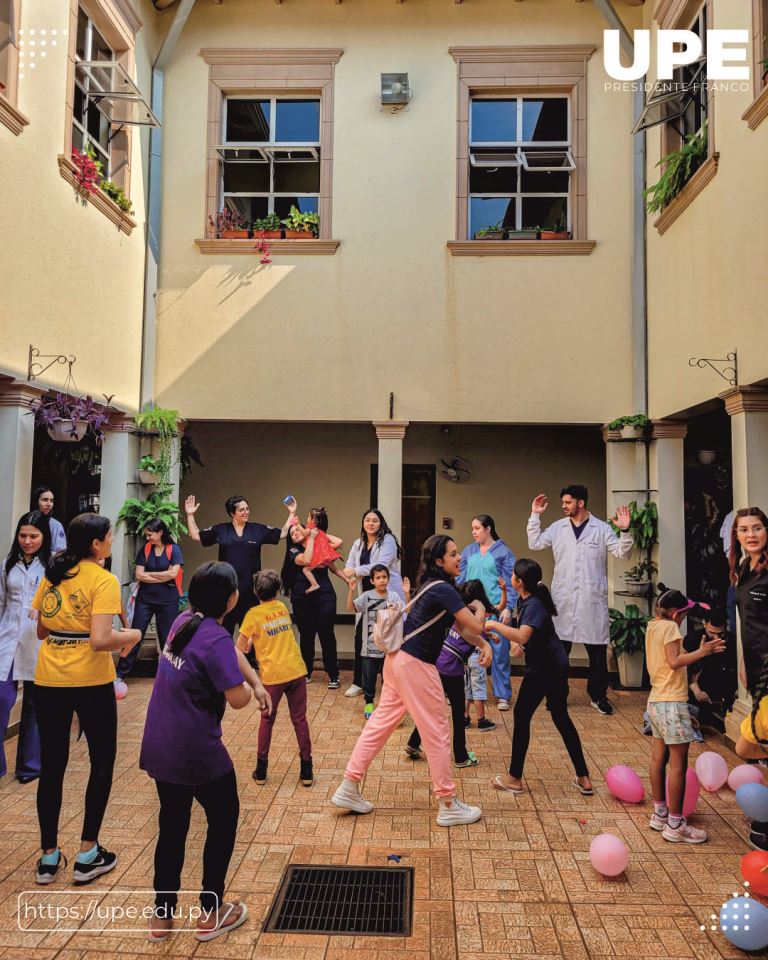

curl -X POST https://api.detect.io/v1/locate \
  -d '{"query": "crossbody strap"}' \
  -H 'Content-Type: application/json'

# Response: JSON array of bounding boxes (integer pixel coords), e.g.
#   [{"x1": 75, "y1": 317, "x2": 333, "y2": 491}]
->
[{"x1": 401, "y1": 580, "x2": 449, "y2": 644}]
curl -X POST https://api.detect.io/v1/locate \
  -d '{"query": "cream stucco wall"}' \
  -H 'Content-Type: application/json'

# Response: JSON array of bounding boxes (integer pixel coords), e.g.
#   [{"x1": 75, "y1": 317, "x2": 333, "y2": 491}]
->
[
  {"x1": 0, "y1": 0, "x2": 163, "y2": 411},
  {"x1": 155, "y1": 0, "x2": 643, "y2": 425},
  {"x1": 644, "y1": 0, "x2": 768, "y2": 419}
]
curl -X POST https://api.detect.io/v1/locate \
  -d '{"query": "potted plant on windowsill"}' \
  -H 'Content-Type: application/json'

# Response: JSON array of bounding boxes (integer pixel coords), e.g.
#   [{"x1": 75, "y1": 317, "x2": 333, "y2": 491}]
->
[
  {"x1": 607, "y1": 414, "x2": 650, "y2": 440},
  {"x1": 208, "y1": 208, "x2": 249, "y2": 240},
  {"x1": 474, "y1": 222, "x2": 505, "y2": 240},
  {"x1": 540, "y1": 217, "x2": 570, "y2": 240},
  {"x1": 644, "y1": 121, "x2": 708, "y2": 213},
  {"x1": 280, "y1": 205, "x2": 320, "y2": 239},
  {"x1": 100, "y1": 179, "x2": 134, "y2": 215},
  {"x1": 506, "y1": 228, "x2": 539, "y2": 240},
  {"x1": 252, "y1": 213, "x2": 282, "y2": 240},
  {"x1": 29, "y1": 393, "x2": 114, "y2": 444},
  {"x1": 609, "y1": 604, "x2": 648, "y2": 688},
  {"x1": 138, "y1": 454, "x2": 162, "y2": 486},
  {"x1": 623, "y1": 559, "x2": 658, "y2": 597}
]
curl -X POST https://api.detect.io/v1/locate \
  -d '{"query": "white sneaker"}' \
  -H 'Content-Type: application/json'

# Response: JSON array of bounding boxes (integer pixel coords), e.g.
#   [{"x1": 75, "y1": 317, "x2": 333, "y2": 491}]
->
[
  {"x1": 344, "y1": 684, "x2": 363, "y2": 698},
  {"x1": 331, "y1": 778, "x2": 373, "y2": 814},
  {"x1": 497, "y1": 700, "x2": 510, "y2": 711},
  {"x1": 662, "y1": 819, "x2": 707, "y2": 843},
  {"x1": 436, "y1": 797, "x2": 482, "y2": 827}
]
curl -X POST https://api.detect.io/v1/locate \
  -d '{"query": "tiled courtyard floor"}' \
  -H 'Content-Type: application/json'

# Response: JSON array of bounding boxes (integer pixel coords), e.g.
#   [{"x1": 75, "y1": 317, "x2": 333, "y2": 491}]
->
[{"x1": 0, "y1": 675, "x2": 764, "y2": 960}]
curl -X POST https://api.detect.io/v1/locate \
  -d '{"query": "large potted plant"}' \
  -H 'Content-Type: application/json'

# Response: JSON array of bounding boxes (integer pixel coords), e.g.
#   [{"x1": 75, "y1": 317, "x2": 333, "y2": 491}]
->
[
  {"x1": 29, "y1": 393, "x2": 114, "y2": 443},
  {"x1": 623, "y1": 559, "x2": 658, "y2": 597},
  {"x1": 252, "y1": 212, "x2": 282, "y2": 239},
  {"x1": 609, "y1": 604, "x2": 649, "y2": 688},
  {"x1": 208, "y1": 208, "x2": 249, "y2": 239},
  {"x1": 607, "y1": 413, "x2": 650, "y2": 440},
  {"x1": 280, "y1": 205, "x2": 320, "y2": 239}
]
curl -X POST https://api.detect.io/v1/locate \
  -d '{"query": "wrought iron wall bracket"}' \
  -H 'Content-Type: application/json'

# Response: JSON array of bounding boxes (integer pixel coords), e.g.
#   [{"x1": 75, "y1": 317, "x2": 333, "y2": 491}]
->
[
  {"x1": 27, "y1": 345, "x2": 77, "y2": 383},
  {"x1": 688, "y1": 351, "x2": 737, "y2": 387}
]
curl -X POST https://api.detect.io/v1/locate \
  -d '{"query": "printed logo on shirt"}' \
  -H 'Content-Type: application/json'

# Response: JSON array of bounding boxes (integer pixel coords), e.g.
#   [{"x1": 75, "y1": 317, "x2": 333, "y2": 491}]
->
[
  {"x1": 750, "y1": 588, "x2": 767, "y2": 603},
  {"x1": 162, "y1": 647, "x2": 186, "y2": 670},
  {"x1": 40, "y1": 587, "x2": 62, "y2": 618},
  {"x1": 263, "y1": 610, "x2": 292, "y2": 636},
  {"x1": 68, "y1": 589, "x2": 91, "y2": 617}
]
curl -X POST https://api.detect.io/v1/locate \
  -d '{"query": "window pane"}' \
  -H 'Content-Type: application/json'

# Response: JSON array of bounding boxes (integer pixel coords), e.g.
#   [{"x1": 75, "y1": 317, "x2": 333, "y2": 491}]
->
[
  {"x1": 0, "y1": 0, "x2": 10, "y2": 91},
  {"x1": 521, "y1": 196, "x2": 568, "y2": 230},
  {"x1": 87, "y1": 102, "x2": 111, "y2": 152},
  {"x1": 274, "y1": 160, "x2": 320, "y2": 193},
  {"x1": 226, "y1": 99, "x2": 270, "y2": 142},
  {"x1": 469, "y1": 165, "x2": 518, "y2": 194},
  {"x1": 73, "y1": 83, "x2": 86, "y2": 125},
  {"x1": 76, "y1": 8, "x2": 88, "y2": 60},
  {"x1": 520, "y1": 170, "x2": 570, "y2": 193},
  {"x1": 72, "y1": 123, "x2": 85, "y2": 150},
  {"x1": 522, "y1": 99, "x2": 568, "y2": 142},
  {"x1": 223, "y1": 162, "x2": 270, "y2": 193},
  {"x1": 469, "y1": 197, "x2": 515, "y2": 237},
  {"x1": 91, "y1": 25, "x2": 112, "y2": 62},
  {"x1": 470, "y1": 99, "x2": 516, "y2": 143},
  {"x1": 225, "y1": 196, "x2": 268, "y2": 223},
  {"x1": 275, "y1": 99, "x2": 320, "y2": 142},
  {"x1": 274, "y1": 196, "x2": 319, "y2": 218}
]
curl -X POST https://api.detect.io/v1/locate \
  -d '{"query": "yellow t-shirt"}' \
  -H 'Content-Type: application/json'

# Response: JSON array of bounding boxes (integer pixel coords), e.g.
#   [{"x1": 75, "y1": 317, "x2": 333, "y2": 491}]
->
[
  {"x1": 646, "y1": 618, "x2": 687, "y2": 702},
  {"x1": 239, "y1": 599, "x2": 306, "y2": 686},
  {"x1": 741, "y1": 697, "x2": 768, "y2": 748},
  {"x1": 32, "y1": 560, "x2": 121, "y2": 687}
]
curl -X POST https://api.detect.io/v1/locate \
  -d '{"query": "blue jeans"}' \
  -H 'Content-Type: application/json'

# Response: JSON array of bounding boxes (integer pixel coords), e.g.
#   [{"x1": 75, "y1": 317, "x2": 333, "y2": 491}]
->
[
  {"x1": 490, "y1": 634, "x2": 513, "y2": 701},
  {"x1": 118, "y1": 596, "x2": 179, "y2": 679},
  {"x1": 0, "y1": 668, "x2": 41, "y2": 779}
]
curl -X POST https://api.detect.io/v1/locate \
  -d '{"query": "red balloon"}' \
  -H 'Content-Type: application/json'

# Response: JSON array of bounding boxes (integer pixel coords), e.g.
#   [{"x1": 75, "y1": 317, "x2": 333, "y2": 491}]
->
[{"x1": 741, "y1": 851, "x2": 768, "y2": 897}]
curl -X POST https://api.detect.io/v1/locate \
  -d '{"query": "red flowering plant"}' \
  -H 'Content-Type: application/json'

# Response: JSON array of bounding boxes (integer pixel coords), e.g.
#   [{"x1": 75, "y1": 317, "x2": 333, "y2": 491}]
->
[
  {"x1": 72, "y1": 144, "x2": 103, "y2": 200},
  {"x1": 207, "y1": 207, "x2": 248, "y2": 237},
  {"x1": 29, "y1": 393, "x2": 116, "y2": 443},
  {"x1": 253, "y1": 233, "x2": 272, "y2": 264}
]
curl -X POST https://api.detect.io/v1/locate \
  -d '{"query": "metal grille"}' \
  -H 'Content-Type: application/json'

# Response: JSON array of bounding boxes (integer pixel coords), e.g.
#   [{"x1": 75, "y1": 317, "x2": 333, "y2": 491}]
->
[{"x1": 264, "y1": 864, "x2": 413, "y2": 936}]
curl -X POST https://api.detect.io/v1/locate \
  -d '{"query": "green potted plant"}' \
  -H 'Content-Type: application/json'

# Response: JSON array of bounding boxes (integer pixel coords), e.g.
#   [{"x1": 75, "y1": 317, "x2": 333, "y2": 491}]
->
[
  {"x1": 208, "y1": 208, "x2": 249, "y2": 239},
  {"x1": 474, "y1": 221, "x2": 505, "y2": 240},
  {"x1": 507, "y1": 226, "x2": 539, "y2": 240},
  {"x1": 609, "y1": 604, "x2": 649, "y2": 688},
  {"x1": 252, "y1": 212, "x2": 282, "y2": 239},
  {"x1": 117, "y1": 491, "x2": 187, "y2": 541},
  {"x1": 607, "y1": 413, "x2": 650, "y2": 440},
  {"x1": 623, "y1": 559, "x2": 658, "y2": 597},
  {"x1": 100, "y1": 179, "x2": 134, "y2": 215},
  {"x1": 644, "y1": 122, "x2": 708, "y2": 214},
  {"x1": 138, "y1": 454, "x2": 162, "y2": 486},
  {"x1": 135, "y1": 407, "x2": 179, "y2": 489},
  {"x1": 280, "y1": 205, "x2": 320, "y2": 239},
  {"x1": 540, "y1": 216, "x2": 570, "y2": 240}
]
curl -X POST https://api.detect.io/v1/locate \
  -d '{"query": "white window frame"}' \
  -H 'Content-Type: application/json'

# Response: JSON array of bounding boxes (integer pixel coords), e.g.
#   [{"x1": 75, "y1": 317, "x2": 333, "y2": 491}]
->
[
  {"x1": 72, "y1": 7, "x2": 115, "y2": 176},
  {"x1": 221, "y1": 95, "x2": 321, "y2": 218},
  {"x1": 468, "y1": 93, "x2": 572, "y2": 236}
]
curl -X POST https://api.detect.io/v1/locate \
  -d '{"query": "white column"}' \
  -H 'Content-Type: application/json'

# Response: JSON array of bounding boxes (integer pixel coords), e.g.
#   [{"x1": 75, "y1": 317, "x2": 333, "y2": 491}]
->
[
  {"x1": 100, "y1": 416, "x2": 140, "y2": 593},
  {"x1": 0, "y1": 380, "x2": 45, "y2": 546},
  {"x1": 373, "y1": 420, "x2": 409, "y2": 542},
  {"x1": 649, "y1": 420, "x2": 687, "y2": 589},
  {"x1": 722, "y1": 387, "x2": 768, "y2": 744}
]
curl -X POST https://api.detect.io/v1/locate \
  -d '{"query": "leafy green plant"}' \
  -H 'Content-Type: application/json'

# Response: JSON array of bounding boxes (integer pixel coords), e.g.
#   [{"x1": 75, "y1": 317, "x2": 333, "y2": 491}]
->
[
  {"x1": 644, "y1": 122, "x2": 708, "y2": 214},
  {"x1": 138, "y1": 454, "x2": 161, "y2": 474},
  {"x1": 609, "y1": 604, "x2": 649, "y2": 656},
  {"x1": 280, "y1": 205, "x2": 320, "y2": 237},
  {"x1": 475, "y1": 222, "x2": 504, "y2": 238},
  {"x1": 624, "y1": 559, "x2": 658, "y2": 583},
  {"x1": 117, "y1": 492, "x2": 187, "y2": 541},
  {"x1": 252, "y1": 212, "x2": 282, "y2": 233},
  {"x1": 135, "y1": 407, "x2": 179, "y2": 439},
  {"x1": 100, "y1": 179, "x2": 133, "y2": 214},
  {"x1": 607, "y1": 413, "x2": 650, "y2": 430}
]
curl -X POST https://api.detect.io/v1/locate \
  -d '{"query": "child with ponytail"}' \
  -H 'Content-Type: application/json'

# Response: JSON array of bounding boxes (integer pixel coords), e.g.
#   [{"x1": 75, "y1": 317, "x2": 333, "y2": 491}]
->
[{"x1": 490, "y1": 559, "x2": 592, "y2": 797}]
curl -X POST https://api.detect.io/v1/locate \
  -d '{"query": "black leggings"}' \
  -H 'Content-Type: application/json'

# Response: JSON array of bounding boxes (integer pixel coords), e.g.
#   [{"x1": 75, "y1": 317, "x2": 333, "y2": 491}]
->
[
  {"x1": 292, "y1": 594, "x2": 339, "y2": 681},
  {"x1": 35, "y1": 682, "x2": 117, "y2": 850},
  {"x1": 562, "y1": 641, "x2": 609, "y2": 702},
  {"x1": 153, "y1": 769, "x2": 240, "y2": 913},
  {"x1": 408, "y1": 672, "x2": 470, "y2": 764},
  {"x1": 509, "y1": 669, "x2": 589, "y2": 779}
]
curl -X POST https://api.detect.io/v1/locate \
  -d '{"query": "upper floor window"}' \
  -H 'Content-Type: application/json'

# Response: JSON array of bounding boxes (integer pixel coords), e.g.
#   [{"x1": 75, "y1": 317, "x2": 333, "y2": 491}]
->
[
  {"x1": 0, "y1": 0, "x2": 13, "y2": 97},
  {"x1": 0, "y1": 0, "x2": 27, "y2": 134},
  {"x1": 72, "y1": 6, "x2": 115, "y2": 175},
  {"x1": 217, "y1": 96, "x2": 321, "y2": 224}
]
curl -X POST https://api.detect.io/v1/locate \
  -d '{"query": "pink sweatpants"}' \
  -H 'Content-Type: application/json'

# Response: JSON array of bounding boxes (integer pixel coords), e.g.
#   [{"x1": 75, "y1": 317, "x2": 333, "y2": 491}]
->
[{"x1": 344, "y1": 649, "x2": 456, "y2": 798}]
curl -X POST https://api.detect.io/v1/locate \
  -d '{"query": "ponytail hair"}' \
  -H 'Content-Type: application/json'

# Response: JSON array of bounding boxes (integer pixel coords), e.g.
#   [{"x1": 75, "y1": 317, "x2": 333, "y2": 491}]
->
[
  {"x1": 513, "y1": 558, "x2": 557, "y2": 617},
  {"x1": 655, "y1": 582, "x2": 690, "y2": 618},
  {"x1": 473, "y1": 514, "x2": 500, "y2": 542},
  {"x1": 46, "y1": 513, "x2": 111, "y2": 586},
  {"x1": 169, "y1": 561, "x2": 238, "y2": 656},
  {"x1": 459, "y1": 578, "x2": 496, "y2": 614}
]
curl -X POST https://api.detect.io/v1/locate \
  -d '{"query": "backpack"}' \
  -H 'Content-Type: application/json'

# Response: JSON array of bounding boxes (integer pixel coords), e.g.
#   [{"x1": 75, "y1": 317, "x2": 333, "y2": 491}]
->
[
  {"x1": 144, "y1": 543, "x2": 184, "y2": 596},
  {"x1": 372, "y1": 580, "x2": 445, "y2": 655}
]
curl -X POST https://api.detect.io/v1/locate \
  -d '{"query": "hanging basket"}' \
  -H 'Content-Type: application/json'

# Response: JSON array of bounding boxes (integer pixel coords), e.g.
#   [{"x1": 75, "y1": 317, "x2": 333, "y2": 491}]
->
[
  {"x1": 47, "y1": 419, "x2": 89, "y2": 443},
  {"x1": 138, "y1": 470, "x2": 160, "y2": 485}
]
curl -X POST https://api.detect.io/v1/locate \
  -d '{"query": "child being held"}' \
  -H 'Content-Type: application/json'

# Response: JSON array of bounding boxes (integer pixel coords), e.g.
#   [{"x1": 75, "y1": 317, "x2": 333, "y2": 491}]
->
[
  {"x1": 645, "y1": 584, "x2": 724, "y2": 844},
  {"x1": 290, "y1": 506, "x2": 351, "y2": 593},
  {"x1": 237, "y1": 570, "x2": 313, "y2": 787},
  {"x1": 346, "y1": 564, "x2": 406, "y2": 721},
  {"x1": 465, "y1": 577, "x2": 507, "y2": 732}
]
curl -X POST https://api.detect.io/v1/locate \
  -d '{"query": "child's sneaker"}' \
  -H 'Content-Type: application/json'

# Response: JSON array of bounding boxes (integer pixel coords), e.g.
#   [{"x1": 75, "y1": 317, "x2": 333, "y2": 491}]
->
[
  {"x1": 662, "y1": 819, "x2": 707, "y2": 844},
  {"x1": 300, "y1": 759, "x2": 314, "y2": 787},
  {"x1": 253, "y1": 759, "x2": 268, "y2": 784},
  {"x1": 497, "y1": 700, "x2": 510, "y2": 711},
  {"x1": 364, "y1": 703, "x2": 375, "y2": 722},
  {"x1": 35, "y1": 851, "x2": 67, "y2": 885},
  {"x1": 404, "y1": 744, "x2": 422, "y2": 760},
  {"x1": 455, "y1": 752, "x2": 479, "y2": 768},
  {"x1": 331, "y1": 778, "x2": 373, "y2": 814},
  {"x1": 436, "y1": 797, "x2": 482, "y2": 827},
  {"x1": 328, "y1": 678, "x2": 341, "y2": 690},
  {"x1": 477, "y1": 718, "x2": 496, "y2": 732},
  {"x1": 648, "y1": 812, "x2": 668, "y2": 832},
  {"x1": 72, "y1": 845, "x2": 118, "y2": 884}
]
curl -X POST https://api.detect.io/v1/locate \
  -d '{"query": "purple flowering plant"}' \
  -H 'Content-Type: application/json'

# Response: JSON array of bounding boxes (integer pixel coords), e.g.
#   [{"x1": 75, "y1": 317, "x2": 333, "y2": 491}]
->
[{"x1": 29, "y1": 393, "x2": 116, "y2": 442}]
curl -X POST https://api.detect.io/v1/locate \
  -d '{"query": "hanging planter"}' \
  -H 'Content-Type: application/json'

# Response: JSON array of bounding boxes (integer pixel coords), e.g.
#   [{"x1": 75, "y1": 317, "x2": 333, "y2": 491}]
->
[
  {"x1": 29, "y1": 392, "x2": 115, "y2": 444},
  {"x1": 47, "y1": 419, "x2": 89, "y2": 443},
  {"x1": 138, "y1": 454, "x2": 162, "y2": 485}
]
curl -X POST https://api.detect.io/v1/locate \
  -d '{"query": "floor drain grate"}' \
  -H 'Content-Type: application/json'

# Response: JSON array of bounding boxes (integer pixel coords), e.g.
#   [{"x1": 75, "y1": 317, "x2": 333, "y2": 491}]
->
[{"x1": 264, "y1": 864, "x2": 414, "y2": 936}]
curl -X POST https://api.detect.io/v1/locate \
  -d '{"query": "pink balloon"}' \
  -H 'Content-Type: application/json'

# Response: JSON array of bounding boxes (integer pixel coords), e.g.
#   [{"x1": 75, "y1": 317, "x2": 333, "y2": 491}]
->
[
  {"x1": 589, "y1": 833, "x2": 629, "y2": 877},
  {"x1": 114, "y1": 680, "x2": 128, "y2": 700},
  {"x1": 728, "y1": 764, "x2": 765, "y2": 791},
  {"x1": 605, "y1": 764, "x2": 645, "y2": 803},
  {"x1": 666, "y1": 768, "x2": 700, "y2": 818},
  {"x1": 695, "y1": 750, "x2": 729, "y2": 791}
]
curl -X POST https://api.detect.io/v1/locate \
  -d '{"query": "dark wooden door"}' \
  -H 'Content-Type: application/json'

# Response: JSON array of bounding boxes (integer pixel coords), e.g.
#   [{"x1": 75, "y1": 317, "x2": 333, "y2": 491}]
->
[{"x1": 370, "y1": 464, "x2": 436, "y2": 582}]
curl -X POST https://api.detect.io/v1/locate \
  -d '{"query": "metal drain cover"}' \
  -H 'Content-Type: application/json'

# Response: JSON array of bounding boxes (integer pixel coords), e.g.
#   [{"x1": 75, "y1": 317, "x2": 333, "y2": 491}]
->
[{"x1": 264, "y1": 864, "x2": 414, "y2": 935}]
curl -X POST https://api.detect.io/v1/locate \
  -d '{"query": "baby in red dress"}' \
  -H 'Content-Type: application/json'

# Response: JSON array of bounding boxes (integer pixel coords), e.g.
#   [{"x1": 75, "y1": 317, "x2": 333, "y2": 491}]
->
[{"x1": 290, "y1": 506, "x2": 351, "y2": 593}]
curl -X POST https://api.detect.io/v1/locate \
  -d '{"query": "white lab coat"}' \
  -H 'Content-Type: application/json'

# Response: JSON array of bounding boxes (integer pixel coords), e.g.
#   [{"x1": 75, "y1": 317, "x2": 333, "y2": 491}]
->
[
  {"x1": 0, "y1": 557, "x2": 46, "y2": 682},
  {"x1": 527, "y1": 513, "x2": 633, "y2": 646}
]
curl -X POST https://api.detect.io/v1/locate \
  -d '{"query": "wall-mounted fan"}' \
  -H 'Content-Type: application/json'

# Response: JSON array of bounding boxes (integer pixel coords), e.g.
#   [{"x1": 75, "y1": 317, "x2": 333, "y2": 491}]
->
[{"x1": 440, "y1": 456, "x2": 471, "y2": 483}]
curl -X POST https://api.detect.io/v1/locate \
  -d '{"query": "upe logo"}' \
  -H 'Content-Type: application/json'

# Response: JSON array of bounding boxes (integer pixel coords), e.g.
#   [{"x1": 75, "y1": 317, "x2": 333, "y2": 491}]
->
[{"x1": 604, "y1": 29, "x2": 750, "y2": 80}]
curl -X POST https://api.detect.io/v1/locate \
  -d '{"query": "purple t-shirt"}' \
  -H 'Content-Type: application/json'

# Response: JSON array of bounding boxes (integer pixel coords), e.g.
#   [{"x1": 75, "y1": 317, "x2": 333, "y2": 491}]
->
[
  {"x1": 140, "y1": 613, "x2": 244, "y2": 786},
  {"x1": 435, "y1": 626, "x2": 473, "y2": 677}
]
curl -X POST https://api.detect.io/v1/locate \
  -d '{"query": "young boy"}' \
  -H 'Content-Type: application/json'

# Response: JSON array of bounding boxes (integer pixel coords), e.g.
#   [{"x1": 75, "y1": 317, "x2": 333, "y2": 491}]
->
[
  {"x1": 683, "y1": 607, "x2": 737, "y2": 734},
  {"x1": 346, "y1": 564, "x2": 403, "y2": 721},
  {"x1": 238, "y1": 570, "x2": 313, "y2": 786},
  {"x1": 646, "y1": 586, "x2": 725, "y2": 844}
]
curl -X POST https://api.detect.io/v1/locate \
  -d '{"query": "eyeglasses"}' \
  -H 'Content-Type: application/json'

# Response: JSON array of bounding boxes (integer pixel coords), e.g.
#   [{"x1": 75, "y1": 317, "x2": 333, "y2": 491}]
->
[{"x1": 737, "y1": 525, "x2": 766, "y2": 535}]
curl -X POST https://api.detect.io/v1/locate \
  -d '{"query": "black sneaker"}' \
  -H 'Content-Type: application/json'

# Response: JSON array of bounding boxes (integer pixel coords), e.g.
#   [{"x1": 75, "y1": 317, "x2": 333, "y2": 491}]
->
[
  {"x1": 591, "y1": 699, "x2": 614, "y2": 716},
  {"x1": 253, "y1": 759, "x2": 268, "y2": 784},
  {"x1": 464, "y1": 716, "x2": 471, "y2": 729},
  {"x1": 749, "y1": 824, "x2": 768, "y2": 852},
  {"x1": 300, "y1": 759, "x2": 314, "y2": 787},
  {"x1": 328, "y1": 678, "x2": 341, "y2": 690},
  {"x1": 477, "y1": 718, "x2": 497, "y2": 732},
  {"x1": 36, "y1": 851, "x2": 67, "y2": 885},
  {"x1": 72, "y1": 845, "x2": 117, "y2": 885}
]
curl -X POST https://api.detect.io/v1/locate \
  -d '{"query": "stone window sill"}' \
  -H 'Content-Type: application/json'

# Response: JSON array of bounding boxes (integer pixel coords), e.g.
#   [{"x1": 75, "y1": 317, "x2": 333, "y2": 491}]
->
[
  {"x1": 743, "y1": 84, "x2": 768, "y2": 131},
  {"x1": 653, "y1": 153, "x2": 719, "y2": 236},
  {"x1": 0, "y1": 96, "x2": 29, "y2": 136},
  {"x1": 195, "y1": 239, "x2": 341, "y2": 255},
  {"x1": 57, "y1": 156, "x2": 137, "y2": 236},
  {"x1": 446, "y1": 240, "x2": 596, "y2": 256}
]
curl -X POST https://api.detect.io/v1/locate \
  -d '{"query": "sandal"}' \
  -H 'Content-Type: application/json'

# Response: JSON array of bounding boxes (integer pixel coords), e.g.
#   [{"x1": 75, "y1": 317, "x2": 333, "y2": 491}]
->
[
  {"x1": 573, "y1": 779, "x2": 594, "y2": 796},
  {"x1": 195, "y1": 901, "x2": 248, "y2": 942},
  {"x1": 147, "y1": 911, "x2": 173, "y2": 942},
  {"x1": 491, "y1": 775, "x2": 523, "y2": 794}
]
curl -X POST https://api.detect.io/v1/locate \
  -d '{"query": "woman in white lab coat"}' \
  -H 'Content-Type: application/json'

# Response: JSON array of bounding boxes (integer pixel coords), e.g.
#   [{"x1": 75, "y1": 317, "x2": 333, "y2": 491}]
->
[
  {"x1": 526, "y1": 485, "x2": 633, "y2": 715},
  {"x1": 0, "y1": 511, "x2": 51, "y2": 782}
]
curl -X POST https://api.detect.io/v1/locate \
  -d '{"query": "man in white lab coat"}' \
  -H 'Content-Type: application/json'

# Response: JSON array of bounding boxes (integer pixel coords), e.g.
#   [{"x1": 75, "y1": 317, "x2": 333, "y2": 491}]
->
[{"x1": 527, "y1": 484, "x2": 633, "y2": 716}]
